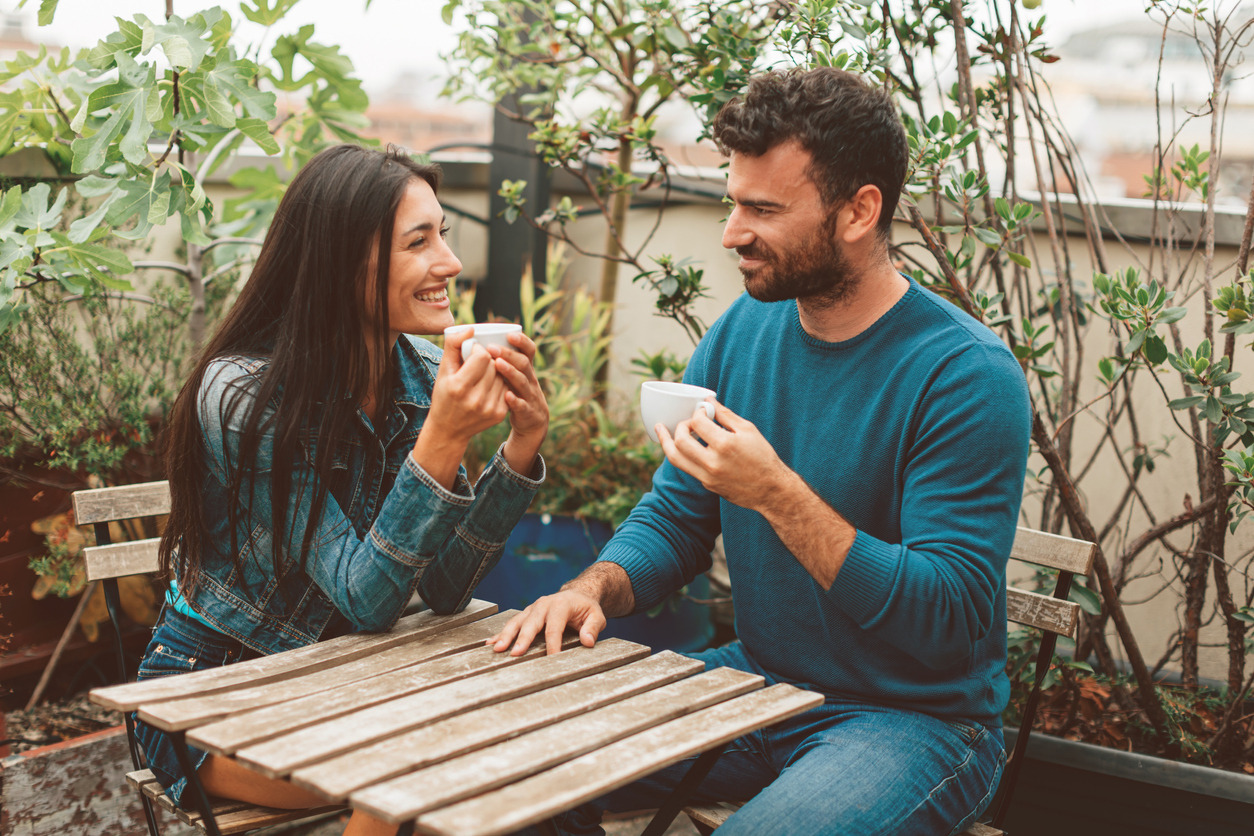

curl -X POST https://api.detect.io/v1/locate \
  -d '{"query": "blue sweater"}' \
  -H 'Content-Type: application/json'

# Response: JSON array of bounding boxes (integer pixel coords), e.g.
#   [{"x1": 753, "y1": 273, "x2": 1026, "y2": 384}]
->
[{"x1": 601, "y1": 279, "x2": 1031, "y2": 727}]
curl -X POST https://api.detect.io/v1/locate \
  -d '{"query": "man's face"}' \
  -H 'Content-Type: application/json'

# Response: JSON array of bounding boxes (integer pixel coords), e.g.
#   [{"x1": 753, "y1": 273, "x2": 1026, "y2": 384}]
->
[{"x1": 721, "y1": 141, "x2": 854, "y2": 306}]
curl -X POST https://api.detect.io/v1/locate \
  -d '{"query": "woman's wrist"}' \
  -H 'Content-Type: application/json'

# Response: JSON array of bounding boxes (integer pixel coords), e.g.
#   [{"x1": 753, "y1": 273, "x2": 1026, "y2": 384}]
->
[
  {"x1": 502, "y1": 430, "x2": 543, "y2": 477},
  {"x1": 412, "y1": 423, "x2": 470, "y2": 490}
]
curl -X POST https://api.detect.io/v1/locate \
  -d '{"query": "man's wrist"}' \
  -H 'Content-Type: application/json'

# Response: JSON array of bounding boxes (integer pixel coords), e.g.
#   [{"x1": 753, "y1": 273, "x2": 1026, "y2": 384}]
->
[{"x1": 562, "y1": 561, "x2": 635, "y2": 617}]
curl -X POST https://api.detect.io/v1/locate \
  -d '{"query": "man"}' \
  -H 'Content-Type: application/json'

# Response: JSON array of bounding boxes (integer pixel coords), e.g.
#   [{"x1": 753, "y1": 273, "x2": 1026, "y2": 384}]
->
[{"x1": 490, "y1": 67, "x2": 1031, "y2": 836}]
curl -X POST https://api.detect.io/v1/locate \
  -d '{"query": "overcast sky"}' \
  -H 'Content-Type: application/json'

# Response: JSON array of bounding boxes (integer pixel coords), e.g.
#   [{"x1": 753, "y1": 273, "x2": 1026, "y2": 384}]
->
[{"x1": 3, "y1": 0, "x2": 1185, "y2": 96}]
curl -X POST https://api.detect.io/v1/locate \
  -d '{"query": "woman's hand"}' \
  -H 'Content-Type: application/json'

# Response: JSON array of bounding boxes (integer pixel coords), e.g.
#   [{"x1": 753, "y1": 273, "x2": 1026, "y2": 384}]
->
[
  {"x1": 492, "y1": 331, "x2": 548, "y2": 475},
  {"x1": 412, "y1": 327, "x2": 508, "y2": 489}
]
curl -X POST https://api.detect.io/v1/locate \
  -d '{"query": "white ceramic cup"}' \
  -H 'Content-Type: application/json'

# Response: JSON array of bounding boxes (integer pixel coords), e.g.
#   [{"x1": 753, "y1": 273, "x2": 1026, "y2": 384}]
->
[
  {"x1": 640, "y1": 381, "x2": 717, "y2": 443},
  {"x1": 445, "y1": 322, "x2": 522, "y2": 361}
]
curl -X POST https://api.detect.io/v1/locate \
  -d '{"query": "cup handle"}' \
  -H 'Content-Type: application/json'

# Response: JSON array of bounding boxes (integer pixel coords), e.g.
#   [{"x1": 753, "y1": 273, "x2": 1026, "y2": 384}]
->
[
  {"x1": 700, "y1": 400, "x2": 716, "y2": 420},
  {"x1": 460, "y1": 338, "x2": 479, "y2": 361}
]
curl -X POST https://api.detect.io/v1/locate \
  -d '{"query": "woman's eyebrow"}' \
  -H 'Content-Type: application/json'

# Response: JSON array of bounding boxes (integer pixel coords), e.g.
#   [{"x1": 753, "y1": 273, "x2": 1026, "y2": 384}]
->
[{"x1": 402, "y1": 215, "x2": 448, "y2": 235}]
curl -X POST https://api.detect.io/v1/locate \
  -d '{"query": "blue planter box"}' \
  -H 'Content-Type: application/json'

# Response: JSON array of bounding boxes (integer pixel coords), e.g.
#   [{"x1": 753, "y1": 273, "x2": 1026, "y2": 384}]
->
[{"x1": 477, "y1": 513, "x2": 714, "y2": 654}]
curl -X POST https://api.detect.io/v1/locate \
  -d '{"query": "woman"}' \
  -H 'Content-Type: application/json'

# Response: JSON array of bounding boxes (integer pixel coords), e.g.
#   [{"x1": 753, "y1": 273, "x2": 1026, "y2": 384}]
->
[{"x1": 136, "y1": 144, "x2": 547, "y2": 836}]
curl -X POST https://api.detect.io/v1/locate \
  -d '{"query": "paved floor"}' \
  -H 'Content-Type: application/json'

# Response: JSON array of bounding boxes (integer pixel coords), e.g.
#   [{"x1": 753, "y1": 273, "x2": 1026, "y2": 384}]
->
[{"x1": 261, "y1": 809, "x2": 700, "y2": 835}]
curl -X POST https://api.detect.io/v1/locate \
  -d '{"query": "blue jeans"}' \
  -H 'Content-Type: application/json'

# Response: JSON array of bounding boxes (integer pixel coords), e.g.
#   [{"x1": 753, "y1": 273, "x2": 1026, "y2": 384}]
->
[
  {"x1": 131, "y1": 606, "x2": 257, "y2": 805},
  {"x1": 538, "y1": 642, "x2": 1005, "y2": 836}
]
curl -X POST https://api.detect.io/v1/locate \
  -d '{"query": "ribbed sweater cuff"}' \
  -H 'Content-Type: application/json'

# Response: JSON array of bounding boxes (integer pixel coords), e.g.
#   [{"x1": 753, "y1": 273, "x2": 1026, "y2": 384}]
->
[
  {"x1": 830, "y1": 530, "x2": 901, "y2": 624},
  {"x1": 596, "y1": 544, "x2": 670, "y2": 614}
]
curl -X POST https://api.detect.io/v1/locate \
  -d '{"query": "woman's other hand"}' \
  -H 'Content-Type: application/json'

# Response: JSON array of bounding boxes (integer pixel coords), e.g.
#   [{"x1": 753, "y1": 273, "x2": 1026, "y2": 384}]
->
[
  {"x1": 492, "y1": 330, "x2": 548, "y2": 475},
  {"x1": 412, "y1": 327, "x2": 509, "y2": 488}
]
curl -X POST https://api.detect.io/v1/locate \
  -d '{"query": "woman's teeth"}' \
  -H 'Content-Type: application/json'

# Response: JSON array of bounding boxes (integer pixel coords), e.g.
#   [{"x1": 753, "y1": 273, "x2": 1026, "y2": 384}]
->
[{"x1": 416, "y1": 288, "x2": 447, "y2": 303}]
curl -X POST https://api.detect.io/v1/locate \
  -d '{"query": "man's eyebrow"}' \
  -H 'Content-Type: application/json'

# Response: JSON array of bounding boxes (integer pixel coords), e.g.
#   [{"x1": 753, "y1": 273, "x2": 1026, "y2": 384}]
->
[{"x1": 724, "y1": 194, "x2": 786, "y2": 211}]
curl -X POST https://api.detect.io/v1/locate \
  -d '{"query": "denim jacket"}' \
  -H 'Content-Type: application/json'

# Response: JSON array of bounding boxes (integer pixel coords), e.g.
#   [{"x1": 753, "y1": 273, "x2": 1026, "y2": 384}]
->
[{"x1": 179, "y1": 335, "x2": 544, "y2": 655}]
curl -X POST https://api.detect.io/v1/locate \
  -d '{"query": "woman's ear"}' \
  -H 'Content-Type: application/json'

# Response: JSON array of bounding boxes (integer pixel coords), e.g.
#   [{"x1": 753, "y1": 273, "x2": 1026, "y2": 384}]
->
[{"x1": 838, "y1": 184, "x2": 883, "y2": 244}]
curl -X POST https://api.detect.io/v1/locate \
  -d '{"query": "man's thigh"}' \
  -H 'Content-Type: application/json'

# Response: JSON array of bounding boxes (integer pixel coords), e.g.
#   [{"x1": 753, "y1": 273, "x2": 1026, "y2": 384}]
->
[{"x1": 720, "y1": 702, "x2": 1005, "y2": 836}]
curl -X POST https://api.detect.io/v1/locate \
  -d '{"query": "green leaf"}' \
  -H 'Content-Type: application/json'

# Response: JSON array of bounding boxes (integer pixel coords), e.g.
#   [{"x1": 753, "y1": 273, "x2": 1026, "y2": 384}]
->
[
  {"x1": 236, "y1": 117, "x2": 279, "y2": 154},
  {"x1": 1126, "y1": 328, "x2": 1146, "y2": 355},
  {"x1": 68, "y1": 190, "x2": 118, "y2": 243},
  {"x1": 1144, "y1": 333, "x2": 1168, "y2": 365},
  {"x1": 1158, "y1": 306, "x2": 1187, "y2": 325},
  {"x1": 1206, "y1": 395, "x2": 1224, "y2": 424},
  {"x1": 1169, "y1": 396, "x2": 1204, "y2": 410},
  {"x1": 1007, "y1": 251, "x2": 1031, "y2": 268},
  {"x1": 972, "y1": 226, "x2": 1001, "y2": 247},
  {"x1": 36, "y1": 0, "x2": 59, "y2": 25},
  {"x1": 202, "y1": 71, "x2": 236, "y2": 127}
]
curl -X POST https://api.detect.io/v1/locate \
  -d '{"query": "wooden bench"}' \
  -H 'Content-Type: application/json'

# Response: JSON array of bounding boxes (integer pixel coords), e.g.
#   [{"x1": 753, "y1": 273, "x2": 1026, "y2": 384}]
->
[
  {"x1": 75, "y1": 480, "x2": 346, "y2": 835},
  {"x1": 683, "y1": 526, "x2": 1097, "y2": 836}
]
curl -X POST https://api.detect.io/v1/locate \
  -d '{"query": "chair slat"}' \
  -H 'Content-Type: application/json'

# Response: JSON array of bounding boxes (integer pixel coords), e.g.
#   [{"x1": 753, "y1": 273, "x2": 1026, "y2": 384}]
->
[
  {"x1": 1011, "y1": 527, "x2": 1096, "y2": 575},
  {"x1": 1006, "y1": 588, "x2": 1080, "y2": 638},
  {"x1": 84, "y1": 538, "x2": 162, "y2": 580},
  {"x1": 72, "y1": 480, "x2": 171, "y2": 525}
]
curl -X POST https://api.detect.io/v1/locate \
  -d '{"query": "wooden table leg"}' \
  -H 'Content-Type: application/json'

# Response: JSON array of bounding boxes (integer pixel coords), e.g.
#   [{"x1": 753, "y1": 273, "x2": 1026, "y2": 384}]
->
[{"x1": 638, "y1": 747, "x2": 723, "y2": 836}]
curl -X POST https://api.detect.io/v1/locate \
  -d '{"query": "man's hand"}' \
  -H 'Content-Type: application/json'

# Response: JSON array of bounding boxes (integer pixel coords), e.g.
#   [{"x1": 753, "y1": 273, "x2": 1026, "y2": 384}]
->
[
  {"x1": 488, "y1": 588, "x2": 607, "y2": 657},
  {"x1": 488, "y1": 562, "x2": 635, "y2": 656},
  {"x1": 657, "y1": 400, "x2": 792, "y2": 512},
  {"x1": 658, "y1": 399, "x2": 856, "y2": 589}
]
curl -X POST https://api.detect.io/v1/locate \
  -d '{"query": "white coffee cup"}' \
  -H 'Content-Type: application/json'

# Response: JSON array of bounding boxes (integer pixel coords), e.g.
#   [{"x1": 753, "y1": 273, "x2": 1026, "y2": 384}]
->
[
  {"x1": 445, "y1": 322, "x2": 522, "y2": 361},
  {"x1": 640, "y1": 381, "x2": 717, "y2": 443}
]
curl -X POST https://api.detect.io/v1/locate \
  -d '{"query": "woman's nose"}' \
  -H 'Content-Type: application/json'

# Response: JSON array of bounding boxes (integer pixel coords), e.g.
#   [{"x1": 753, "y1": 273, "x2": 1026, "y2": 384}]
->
[{"x1": 436, "y1": 241, "x2": 463, "y2": 279}]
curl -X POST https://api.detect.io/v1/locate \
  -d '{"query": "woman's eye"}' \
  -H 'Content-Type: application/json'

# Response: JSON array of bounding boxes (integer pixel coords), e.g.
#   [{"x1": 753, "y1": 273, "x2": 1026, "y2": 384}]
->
[{"x1": 440, "y1": 226, "x2": 450, "y2": 238}]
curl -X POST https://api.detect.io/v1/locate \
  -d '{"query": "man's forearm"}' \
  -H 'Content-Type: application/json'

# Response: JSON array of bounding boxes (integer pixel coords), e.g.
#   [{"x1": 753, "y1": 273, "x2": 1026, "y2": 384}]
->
[
  {"x1": 758, "y1": 469, "x2": 857, "y2": 590},
  {"x1": 562, "y1": 560, "x2": 636, "y2": 617}
]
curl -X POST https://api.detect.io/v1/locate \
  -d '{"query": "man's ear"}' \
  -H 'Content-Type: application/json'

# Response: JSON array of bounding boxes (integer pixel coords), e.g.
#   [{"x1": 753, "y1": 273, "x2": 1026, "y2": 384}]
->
[{"x1": 837, "y1": 184, "x2": 883, "y2": 244}]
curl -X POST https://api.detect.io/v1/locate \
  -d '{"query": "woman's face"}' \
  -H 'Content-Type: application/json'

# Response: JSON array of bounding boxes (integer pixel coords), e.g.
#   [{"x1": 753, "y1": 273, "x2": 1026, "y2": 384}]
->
[{"x1": 382, "y1": 178, "x2": 462, "y2": 341}]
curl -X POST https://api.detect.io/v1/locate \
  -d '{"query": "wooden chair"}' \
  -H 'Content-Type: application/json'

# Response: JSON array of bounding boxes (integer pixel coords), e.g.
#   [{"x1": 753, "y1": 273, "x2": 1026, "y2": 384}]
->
[
  {"x1": 683, "y1": 526, "x2": 1097, "y2": 836},
  {"x1": 75, "y1": 480, "x2": 344, "y2": 835}
]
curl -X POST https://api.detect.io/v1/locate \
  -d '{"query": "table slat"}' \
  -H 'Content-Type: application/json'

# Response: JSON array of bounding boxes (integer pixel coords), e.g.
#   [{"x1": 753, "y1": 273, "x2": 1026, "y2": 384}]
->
[
  {"x1": 144, "y1": 611, "x2": 519, "y2": 732},
  {"x1": 234, "y1": 639, "x2": 650, "y2": 778},
  {"x1": 407, "y1": 683, "x2": 824, "y2": 836},
  {"x1": 189, "y1": 633, "x2": 578, "y2": 753},
  {"x1": 90, "y1": 599, "x2": 497, "y2": 711},
  {"x1": 291, "y1": 651, "x2": 706, "y2": 800},
  {"x1": 351, "y1": 666, "x2": 763, "y2": 822}
]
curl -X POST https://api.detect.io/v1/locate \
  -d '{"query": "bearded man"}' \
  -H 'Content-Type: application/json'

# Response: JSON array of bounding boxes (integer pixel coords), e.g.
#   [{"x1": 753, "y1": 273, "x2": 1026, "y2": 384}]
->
[{"x1": 492, "y1": 66, "x2": 1031, "y2": 836}]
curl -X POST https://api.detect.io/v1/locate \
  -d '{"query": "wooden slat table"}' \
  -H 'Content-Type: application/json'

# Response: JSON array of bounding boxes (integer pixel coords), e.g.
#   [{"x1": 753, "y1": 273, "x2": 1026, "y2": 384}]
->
[{"x1": 90, "y1": 599, "x2": 823, "y2": 836}]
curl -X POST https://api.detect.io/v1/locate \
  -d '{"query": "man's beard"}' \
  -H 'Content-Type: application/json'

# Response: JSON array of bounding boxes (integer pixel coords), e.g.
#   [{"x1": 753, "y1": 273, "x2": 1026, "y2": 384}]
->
[{"x1": 737, "y1": 220, "x2": 856, "y2": 307}]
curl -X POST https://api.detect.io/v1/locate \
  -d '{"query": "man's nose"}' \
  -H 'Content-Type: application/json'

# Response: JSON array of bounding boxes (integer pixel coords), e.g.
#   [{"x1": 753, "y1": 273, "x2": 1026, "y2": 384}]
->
[{"x1": 722, "y1": 206, "x2": 753, "y2": 250}]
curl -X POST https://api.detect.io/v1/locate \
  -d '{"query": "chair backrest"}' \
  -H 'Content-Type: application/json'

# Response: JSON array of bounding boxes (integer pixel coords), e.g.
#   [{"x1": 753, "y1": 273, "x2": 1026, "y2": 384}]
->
[
  {"x1": 72, "y1": 479, "x2": 172, "y2": 836},
  {"x1": 1005, "y1": 526, "x2": 1096, "y2": 639},
  {"x1": 990, "y1": 525, "x2": 1097, "y2": 829},
  {"x1": 74, "y1": 480, "x2": 170, "y2": 580}
]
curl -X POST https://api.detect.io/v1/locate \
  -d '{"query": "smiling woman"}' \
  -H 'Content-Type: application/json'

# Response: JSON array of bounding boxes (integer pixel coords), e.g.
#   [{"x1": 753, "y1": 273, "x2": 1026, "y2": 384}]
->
[
  {"x1": 382, "y1": 180, "x2": 460, "y2": 343},
  {"x1": 127, "y1": 143, "x2": 549, "y2": 836}
]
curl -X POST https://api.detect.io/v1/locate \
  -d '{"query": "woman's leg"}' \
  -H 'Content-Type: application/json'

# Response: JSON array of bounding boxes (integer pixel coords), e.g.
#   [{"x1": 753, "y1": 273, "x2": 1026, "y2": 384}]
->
[
  {"x1": 198, "y1": 753, "x2": 329, "y2": 809},
  {"x1": 201, "y1": 754, "x2": 398, "y2": 835}
]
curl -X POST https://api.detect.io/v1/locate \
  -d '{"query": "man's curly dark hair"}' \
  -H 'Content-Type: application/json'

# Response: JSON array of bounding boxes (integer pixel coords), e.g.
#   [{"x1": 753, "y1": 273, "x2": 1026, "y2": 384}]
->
[{"x1": 711, "y1": 67, "x2": 907, "y2": 237}]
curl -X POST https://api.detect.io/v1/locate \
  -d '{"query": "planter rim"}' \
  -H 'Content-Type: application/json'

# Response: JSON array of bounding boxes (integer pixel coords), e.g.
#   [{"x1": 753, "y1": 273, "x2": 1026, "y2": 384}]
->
[{"x1": 1005, "y1": 726, "x2": 1254, "y2": 805}]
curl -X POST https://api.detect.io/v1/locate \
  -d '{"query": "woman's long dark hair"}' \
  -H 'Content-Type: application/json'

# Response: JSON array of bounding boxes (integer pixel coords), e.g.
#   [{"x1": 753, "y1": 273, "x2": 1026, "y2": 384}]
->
[{"x1": 160, "y1": 144, "x2": 442, "y2": 600}]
